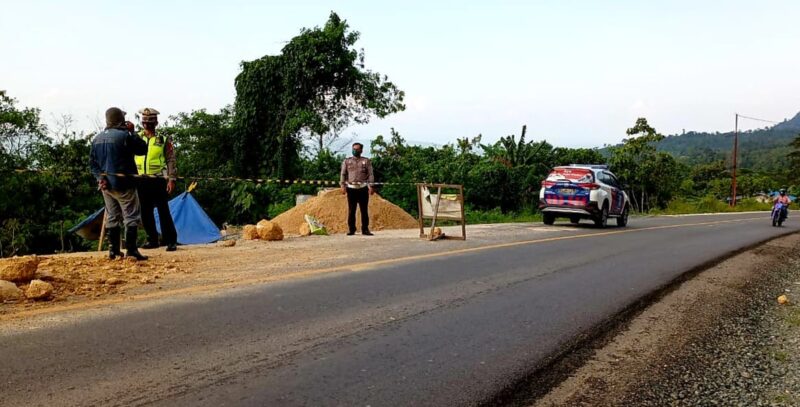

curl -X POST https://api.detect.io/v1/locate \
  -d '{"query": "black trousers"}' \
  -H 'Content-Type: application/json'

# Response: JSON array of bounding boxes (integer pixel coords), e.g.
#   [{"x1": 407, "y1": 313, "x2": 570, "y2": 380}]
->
[
  {"x1": 137, "y1": 178, "x2": 177, "y2": 245},
  {"x1": 346, "y1": 187, "x2": 370, "y2": 233}
]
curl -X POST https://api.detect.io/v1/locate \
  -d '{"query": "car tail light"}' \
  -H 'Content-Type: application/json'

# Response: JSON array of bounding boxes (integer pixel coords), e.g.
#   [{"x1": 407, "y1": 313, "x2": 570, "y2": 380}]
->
[{"x1": 578, "y1": 183, "x2": 600, "y2": 190}]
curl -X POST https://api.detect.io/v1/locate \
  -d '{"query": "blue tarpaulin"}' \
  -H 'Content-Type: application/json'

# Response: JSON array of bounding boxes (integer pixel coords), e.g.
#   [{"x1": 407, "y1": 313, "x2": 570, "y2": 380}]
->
[
  {"x1": 70, "y1": 192, "x2": 221, "y2": 245},
  {"x1": 68, "y1": 207, "x2": 105, "y2": 241},
  {"x1": 155, "y1": 192, "x2": 221, "y2": 245}
]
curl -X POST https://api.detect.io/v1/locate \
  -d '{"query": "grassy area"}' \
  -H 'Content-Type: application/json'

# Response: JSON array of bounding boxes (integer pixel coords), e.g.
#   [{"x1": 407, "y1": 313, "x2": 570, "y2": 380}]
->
[{"x1": 649, "y1": 196, "x2": 795, "y2": 215}]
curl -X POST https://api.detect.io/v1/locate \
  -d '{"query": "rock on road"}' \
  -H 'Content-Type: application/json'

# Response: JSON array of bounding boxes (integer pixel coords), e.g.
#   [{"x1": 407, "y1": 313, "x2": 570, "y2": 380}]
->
[{"x1": 1, "y1": 213, "x2": 796, "y2": 406}]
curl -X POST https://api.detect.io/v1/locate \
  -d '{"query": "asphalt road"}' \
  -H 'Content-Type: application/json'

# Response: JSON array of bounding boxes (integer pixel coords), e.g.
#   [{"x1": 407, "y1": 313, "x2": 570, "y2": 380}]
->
[{"x1": 2, "y1": 213, "x2": 797, "y2": 407}]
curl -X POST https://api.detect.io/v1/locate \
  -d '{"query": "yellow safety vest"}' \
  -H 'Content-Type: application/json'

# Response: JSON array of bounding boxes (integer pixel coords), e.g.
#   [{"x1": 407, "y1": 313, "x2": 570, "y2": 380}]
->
[{"x1": 134, "y1": 132, "x2": 167, "y2": 175}]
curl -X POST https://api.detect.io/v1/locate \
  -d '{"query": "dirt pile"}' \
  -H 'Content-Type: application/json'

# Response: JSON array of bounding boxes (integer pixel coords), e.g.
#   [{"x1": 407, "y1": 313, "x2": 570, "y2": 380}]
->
[
  {"x1": 272, "y1": 189, "x2": 418, "y2": 234},
  {"x1": 0, "y1": 255, "x2": 193, "y2": 305}
]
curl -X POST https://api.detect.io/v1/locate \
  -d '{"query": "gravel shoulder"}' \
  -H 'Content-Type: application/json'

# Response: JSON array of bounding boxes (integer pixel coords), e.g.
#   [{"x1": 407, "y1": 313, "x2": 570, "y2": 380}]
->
[{"x1": 534, "y1": 232, "x2": 800, "y2": 406}]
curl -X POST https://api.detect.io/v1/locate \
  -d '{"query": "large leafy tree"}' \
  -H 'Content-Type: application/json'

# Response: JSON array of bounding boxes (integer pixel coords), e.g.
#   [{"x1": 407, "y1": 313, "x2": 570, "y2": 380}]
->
[
  {"x1": 160, "y1": 107, "x2": 236, "y2": 178},
  {"x1": 233, "y1": 12, "x2": 405, "y2": 178},
  {"x1": 609, "y1": 118, "x2": 680, "y2": 211}
]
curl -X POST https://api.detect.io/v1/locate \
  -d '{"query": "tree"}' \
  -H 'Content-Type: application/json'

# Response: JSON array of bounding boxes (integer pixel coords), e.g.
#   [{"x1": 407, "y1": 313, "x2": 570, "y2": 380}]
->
[
  {"x1": 609, "y1": 118, "x2": 679, "y2": 211},
  {"x1": 0, "y1": 91, "x2": 101, "y2": 256},
  {"x1": 232, "y1": 12, "x2": 405, "y2": 178},
  {"x1": 788, "y1": 133, "x2": 800, "y2": 185},
  {"x1": 551, "y1": 147, "x2": 606, "y2": 166},
  {"x1": 160, "y1": 106, "x2": 236, "y2": 177},
  {"x1": 0, "y1": 90, "x2": 47, "y2": 169}
]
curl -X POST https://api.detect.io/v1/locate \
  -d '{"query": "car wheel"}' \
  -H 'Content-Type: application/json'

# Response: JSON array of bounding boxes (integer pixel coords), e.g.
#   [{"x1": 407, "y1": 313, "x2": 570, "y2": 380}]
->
[
  {"x1": 616, "y1": 206, "x2": 629, "y2": 227},
  {"x1": 543, "y1": 213, "x2": 555, "y2": 225},
  {"x1": 594, "y1": 203, "x2": 608, "y2": 228},
  {"x1": 570, "y1": 216, "x2": 580, "y2": 224}
]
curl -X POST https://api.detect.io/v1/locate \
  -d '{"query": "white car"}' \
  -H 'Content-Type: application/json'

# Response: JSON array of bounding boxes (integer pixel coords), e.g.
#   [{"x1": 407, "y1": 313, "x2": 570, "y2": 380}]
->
[{"x1": 538, "y1": 165, "x2": 630, "y2": 227}]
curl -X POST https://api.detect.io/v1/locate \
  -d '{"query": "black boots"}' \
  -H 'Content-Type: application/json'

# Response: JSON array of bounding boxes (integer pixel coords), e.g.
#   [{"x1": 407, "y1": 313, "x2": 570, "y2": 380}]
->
[
  {"x1": 125, "y1": 226, "x2": 148, "y2": 261},
  {"x1": 107, "y1": 227, "x2": 124, "y2": 260},
  {"x1": 165, "y1": 243, "x2": 177, "y2": 252}
]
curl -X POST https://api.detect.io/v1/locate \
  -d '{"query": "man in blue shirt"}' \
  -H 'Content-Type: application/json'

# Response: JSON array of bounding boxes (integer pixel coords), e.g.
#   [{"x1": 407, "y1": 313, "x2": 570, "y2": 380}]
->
[{"x1": 89, "y1": 107, "x2": 149, "y2": 260}]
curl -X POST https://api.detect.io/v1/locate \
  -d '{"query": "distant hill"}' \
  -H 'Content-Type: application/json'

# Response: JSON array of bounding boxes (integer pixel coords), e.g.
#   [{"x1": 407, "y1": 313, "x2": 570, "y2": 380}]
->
[
  {"x1": 774, "y1": 111, "x2": 800, "y2": 132},
  {"x1": 605, "y1": 111, "x2": 800, "y2": 172}
]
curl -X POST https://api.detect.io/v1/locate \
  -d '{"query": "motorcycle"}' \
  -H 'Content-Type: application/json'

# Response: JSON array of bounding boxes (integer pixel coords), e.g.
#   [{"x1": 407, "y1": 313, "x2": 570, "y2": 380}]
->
[{"x1": 772, "y1": 202, "x2": 788, "y2": 227}]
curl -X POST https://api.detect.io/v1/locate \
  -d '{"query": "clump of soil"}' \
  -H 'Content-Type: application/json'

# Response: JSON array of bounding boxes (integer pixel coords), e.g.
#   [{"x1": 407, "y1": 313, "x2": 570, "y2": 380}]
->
[
  {"x1": 0, "y1": 256, "x2": 39, "y2": 282},
  {"x1": 240, "y1": 220, "x2": 284, "y2": 241},
  {"x1": 25, "y1": 280, "x2": 53, "y2": 300},
  {"x1": 242, "y1": 225, "x2": 259, "y2": 240},
  {"x1": 272, "y1": 189, "x2": 418, "y2": 234},
  {"x1": 256, "y1": 220, "x2": 283, "y2": 241},
  {"x1": 299, "y1": 222, "x2": 312, "y2": 236}
]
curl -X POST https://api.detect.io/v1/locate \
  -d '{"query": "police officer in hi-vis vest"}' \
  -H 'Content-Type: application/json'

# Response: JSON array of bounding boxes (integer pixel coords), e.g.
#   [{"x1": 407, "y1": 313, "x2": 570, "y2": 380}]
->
[{"x1": 134, "y1": 108, "x2": 178, "y2": 251}]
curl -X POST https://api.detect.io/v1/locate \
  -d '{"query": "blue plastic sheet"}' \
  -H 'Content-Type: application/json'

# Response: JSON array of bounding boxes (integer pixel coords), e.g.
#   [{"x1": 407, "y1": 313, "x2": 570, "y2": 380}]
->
[
  {"x1": 155, "y1": 192, "x2": 221, "y2": 245},
  {"x1": 71, "y1": 192, "x2": 221, "y2": 245}
]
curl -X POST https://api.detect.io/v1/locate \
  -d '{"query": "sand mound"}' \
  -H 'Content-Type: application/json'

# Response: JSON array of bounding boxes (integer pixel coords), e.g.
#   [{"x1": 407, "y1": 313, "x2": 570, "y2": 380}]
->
[{"x1": 272, "y1": 189, "x2": 418, "y2": 234}]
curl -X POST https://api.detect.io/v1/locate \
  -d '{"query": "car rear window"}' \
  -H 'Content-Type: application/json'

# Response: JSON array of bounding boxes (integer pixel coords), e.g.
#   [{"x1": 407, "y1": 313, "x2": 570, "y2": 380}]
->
[{"x1": 546, "y1": 168, "x2": 594, "y2": 183}]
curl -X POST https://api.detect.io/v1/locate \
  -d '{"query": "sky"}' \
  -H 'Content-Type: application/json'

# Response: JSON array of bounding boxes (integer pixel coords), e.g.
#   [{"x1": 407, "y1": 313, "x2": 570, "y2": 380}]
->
[{"x1": 2, "y1": 0, "x2": 799, "y2": 148}]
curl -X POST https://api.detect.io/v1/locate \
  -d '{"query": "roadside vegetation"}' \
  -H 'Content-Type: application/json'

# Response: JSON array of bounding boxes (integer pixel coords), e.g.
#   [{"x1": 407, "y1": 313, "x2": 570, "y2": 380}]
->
[
  {"x1": 651, "y1": 196, "x2": 799, "y2": 215},
  {"x1": 2, "y1": 12, "x2": 799, "y2": 257}
]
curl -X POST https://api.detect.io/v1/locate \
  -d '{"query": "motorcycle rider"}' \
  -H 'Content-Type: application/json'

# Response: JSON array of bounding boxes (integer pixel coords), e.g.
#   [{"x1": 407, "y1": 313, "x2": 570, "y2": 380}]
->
[{"x1": 774, "y1": 189, "x2": 791, "y2": 219}]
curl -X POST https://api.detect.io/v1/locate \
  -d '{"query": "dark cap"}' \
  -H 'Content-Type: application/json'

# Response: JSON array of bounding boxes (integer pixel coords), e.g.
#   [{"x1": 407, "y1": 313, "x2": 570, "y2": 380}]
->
[{"x1": 105, "y1": 107, "x2": 127, "y2": 128}]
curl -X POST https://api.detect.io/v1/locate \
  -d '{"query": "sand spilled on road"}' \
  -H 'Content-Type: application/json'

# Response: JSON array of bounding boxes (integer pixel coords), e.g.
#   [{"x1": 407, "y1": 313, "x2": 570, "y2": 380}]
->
[{"x1": 0, "y1": 254, "x2": 194, "y2": 308}]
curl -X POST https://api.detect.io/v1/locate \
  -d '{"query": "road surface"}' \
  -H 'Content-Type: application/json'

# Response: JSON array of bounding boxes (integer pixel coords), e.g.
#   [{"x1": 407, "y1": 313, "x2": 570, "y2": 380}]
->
[{"x1": 1, "y1": 213, "x2": 797, "y2": 406}]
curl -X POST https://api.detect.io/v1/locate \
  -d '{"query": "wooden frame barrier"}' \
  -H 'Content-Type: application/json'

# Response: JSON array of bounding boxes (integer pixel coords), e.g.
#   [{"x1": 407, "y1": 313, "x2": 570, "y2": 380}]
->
[{"x1": 416, "y1": 183, "x2": 466, "y2": 240}]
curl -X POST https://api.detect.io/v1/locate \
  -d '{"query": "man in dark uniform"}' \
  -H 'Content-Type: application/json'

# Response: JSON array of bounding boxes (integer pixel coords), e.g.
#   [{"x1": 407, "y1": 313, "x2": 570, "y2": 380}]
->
[
  {"x1": 340, "y1": 142, "x2": 375, "y2": 236},
  {"x1": 134, "y1": 107, "x2": 178, "y2": 251},
  {"x1": 89, "y1": 107, "x2": 149, "y2": 261}
]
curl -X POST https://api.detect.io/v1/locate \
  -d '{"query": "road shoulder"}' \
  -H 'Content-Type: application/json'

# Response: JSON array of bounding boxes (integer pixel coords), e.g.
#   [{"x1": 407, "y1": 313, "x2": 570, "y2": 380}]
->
[{"x1": 533, "y1": 232, "x2": 800, "y2": 406}]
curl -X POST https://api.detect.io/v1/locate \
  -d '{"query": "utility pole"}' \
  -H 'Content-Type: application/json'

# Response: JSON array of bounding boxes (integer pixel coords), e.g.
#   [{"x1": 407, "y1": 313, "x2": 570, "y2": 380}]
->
[{"x1": 731, "y1": 113, "x2": 739, "y2": 206}]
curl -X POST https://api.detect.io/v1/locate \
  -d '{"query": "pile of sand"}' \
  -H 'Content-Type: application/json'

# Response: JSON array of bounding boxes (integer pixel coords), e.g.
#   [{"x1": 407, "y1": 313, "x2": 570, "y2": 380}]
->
[{"x1": 272, "y1": 189, "x2": 418, "y2": 235}]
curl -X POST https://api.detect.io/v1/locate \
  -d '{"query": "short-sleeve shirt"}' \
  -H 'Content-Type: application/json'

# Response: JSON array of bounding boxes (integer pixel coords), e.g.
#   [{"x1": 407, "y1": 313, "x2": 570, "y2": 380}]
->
[{"x1": 340, "y1": 157, "x2": 374, "y2": 189}]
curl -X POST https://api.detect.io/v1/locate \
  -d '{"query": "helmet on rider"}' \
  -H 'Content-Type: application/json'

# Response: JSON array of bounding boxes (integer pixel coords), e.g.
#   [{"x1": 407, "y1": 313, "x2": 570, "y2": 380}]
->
[{"x1": 780, "y1": 188, "x2": 787, "y2": 196}]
